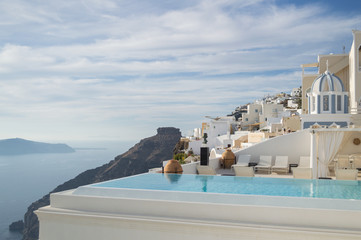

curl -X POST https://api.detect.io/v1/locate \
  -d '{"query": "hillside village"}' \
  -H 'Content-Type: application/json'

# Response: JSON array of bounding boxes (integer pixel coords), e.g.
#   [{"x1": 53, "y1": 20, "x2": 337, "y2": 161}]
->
[
  {"x1": 184, "y1": 87, "x2": 303, "y2": 155},
  {"x1": 179, "y1": 30, "x2": 361, "y2": 168}
]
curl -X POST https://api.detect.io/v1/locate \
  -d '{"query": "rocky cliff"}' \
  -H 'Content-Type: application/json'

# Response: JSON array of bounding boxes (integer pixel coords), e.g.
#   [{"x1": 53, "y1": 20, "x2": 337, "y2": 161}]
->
[{"x1": 16, "y1": 127, "x2": 181, "y2": 240}]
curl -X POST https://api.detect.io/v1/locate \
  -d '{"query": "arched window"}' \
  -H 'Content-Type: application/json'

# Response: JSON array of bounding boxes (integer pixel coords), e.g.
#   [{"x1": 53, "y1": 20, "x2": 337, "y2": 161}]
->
[{"x1": 323, "y1": 95, "x2": 329, "y2": 111}]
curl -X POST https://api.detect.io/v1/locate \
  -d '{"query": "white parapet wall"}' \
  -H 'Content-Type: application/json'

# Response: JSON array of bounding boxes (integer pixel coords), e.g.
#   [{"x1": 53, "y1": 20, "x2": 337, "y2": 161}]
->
[
  {"x1": 179, "y1": 157, "x2": 221, "y2": 174},
  {"x1": 181, "y1": 162, "x2": 198, "y2": 174},
  {"x1": 234, "y1": 129, "x2": 311, "y2": 164},
  {"x1": 36, "y1": 185, "x2": 361, "y2": 240},
  {"x1": 209, "y1": 157, "x2": 221, "y2": 169},
  {"x1": 187, "y1": 140, "x2": 203, "y2": 155}
]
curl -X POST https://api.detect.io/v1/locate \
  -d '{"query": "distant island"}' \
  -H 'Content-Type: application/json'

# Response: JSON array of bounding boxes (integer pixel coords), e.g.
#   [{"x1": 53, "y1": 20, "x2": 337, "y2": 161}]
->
[
  {"x1": 0, "y1": 138, "x2": 75, "y2": 155},
  {"x1": 74, "y1": 147, "x2": 107, "y2": 150}
]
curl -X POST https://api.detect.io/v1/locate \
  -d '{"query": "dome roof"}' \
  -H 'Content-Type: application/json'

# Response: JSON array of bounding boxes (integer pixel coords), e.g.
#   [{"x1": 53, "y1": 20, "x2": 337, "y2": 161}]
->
[
  {"x1": 164, "y1": 160, "x2": 183, "y2": 174},
  {"x1": 311, "y1": 71, "x2": 345, "y2": 93}
]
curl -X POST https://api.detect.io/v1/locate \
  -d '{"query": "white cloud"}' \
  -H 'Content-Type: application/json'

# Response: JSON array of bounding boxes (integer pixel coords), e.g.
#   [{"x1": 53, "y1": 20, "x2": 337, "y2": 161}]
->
[{"x1": 0, "y1": 0, "x2": 360, "y2": 141}]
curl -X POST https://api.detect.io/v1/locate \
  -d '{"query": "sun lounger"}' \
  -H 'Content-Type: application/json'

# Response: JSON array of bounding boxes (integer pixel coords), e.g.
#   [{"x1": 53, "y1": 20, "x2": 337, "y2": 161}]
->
[
  {"x1": 297, "y1": 156, "x2": 310, "y2": 168},
  {"x1": 196, "y1": 165, "x2": 216, "y2": 175},
  {"x1": 254, "y1": 155, "x2": 272, "y2": 174},
  {"x1": 293, "y1": 168, "x2": 312, "y2": 179},
  {"x1": 335, "y1": 169, "x2": 358, "y2": 180},
  {"x1": 232, "y1": 166, "x2": 254, "y2": 177},
  {"x1": 234, "y1": 154, "x2": 251, "y2": 167},
  {"x1": 271, "y1": 156, "x2": 289, "y2": 173}
]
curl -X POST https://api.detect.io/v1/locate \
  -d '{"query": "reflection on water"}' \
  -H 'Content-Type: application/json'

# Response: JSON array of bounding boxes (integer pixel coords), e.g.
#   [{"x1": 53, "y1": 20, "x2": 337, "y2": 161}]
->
[
  {"x1": 196, "y1": 175, "x2": 214, "y2": 192},
  {"x1": 164, "y1": 173, "x2": 182, "y2": 184}
]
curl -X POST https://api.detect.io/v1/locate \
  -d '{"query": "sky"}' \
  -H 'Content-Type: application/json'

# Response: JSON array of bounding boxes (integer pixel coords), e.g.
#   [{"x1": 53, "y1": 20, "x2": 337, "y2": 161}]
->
[{"x1": 0, "y1": 0, "x2": 361, "y2": 142}]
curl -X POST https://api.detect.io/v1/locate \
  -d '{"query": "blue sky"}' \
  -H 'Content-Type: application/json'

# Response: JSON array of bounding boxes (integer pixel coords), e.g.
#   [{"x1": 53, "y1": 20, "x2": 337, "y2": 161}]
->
[{"x1": 0, "y1": 0, "x2": 361, "y2": 142}]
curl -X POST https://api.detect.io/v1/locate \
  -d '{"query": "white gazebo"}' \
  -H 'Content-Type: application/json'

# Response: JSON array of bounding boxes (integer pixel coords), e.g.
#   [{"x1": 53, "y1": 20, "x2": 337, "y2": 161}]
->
[{"x1": 309, "y1": 128, "x2": 361, "y2": 178}]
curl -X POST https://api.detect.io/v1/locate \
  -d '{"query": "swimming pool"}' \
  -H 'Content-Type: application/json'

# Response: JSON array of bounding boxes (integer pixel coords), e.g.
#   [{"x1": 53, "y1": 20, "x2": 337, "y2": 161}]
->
[
  {"x1": 88, "y1": 173, "x2": 361, "y2": 200},
  {"x1": 44, "y1": 172, "x2": 361, "y2": 239}
]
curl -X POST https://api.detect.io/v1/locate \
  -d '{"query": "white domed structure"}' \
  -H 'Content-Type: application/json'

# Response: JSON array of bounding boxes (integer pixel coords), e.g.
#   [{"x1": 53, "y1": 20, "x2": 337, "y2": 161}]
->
[
  {"x1": 308, "y1": 71, "x2": 348, "y2": 114},
  {"x1": 311, "y1": 71, "x2": 345, "y2": 93}
]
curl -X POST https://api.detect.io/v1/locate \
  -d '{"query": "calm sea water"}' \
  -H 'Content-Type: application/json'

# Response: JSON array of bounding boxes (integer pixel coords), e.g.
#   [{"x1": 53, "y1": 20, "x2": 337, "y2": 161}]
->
[{"x1": 0, "y1": 140, "x2": 135, "y2": 240}]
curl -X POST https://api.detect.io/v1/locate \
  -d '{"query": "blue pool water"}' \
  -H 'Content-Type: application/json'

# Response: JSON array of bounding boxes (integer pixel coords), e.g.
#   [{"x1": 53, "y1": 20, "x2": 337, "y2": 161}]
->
[{"x1": 91, "y1": 173, "x2": 361, "y2": 200}]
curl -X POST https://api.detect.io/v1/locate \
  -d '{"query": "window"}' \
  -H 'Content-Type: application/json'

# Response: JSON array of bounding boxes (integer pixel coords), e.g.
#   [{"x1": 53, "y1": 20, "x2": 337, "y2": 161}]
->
[
  {"x1": 255, "y1": 109, "x2": 258, "y2": 113},
  {"x1": 337, "y1": 95, "x2": 342, "y2": 111},
  {"x1": 245, "y1": 118, "x2": 248, "y2": 122},
  {"x1": 323, "y1": 95, "x2": 329, "y2": 111}
]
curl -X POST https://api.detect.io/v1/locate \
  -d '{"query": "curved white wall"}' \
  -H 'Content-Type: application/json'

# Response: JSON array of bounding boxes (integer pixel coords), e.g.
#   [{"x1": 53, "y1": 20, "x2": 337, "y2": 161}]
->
[{"x1": 234, "y1": 130, "x2": 311, "y2": 164}]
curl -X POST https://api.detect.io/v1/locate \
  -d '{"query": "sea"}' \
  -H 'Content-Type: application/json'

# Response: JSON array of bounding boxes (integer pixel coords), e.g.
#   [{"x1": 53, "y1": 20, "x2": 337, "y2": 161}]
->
[{"x1": 0, "y1": 140, "x2": 136, "y2": 240}]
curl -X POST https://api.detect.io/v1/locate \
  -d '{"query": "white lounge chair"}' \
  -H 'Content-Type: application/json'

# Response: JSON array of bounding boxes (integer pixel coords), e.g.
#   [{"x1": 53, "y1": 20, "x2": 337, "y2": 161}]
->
[
  {"x1": 196, "y1": 165, "x2": 216, "y2": 175},
  {"x1": 254, "y1": 155, "x2": 272, "y2": 174},
  {"x1": 293, "y1": 168, "x2": 312, "y2": 179},
  {"x1": 335, "y1": 169, "x2": 358, "y2": 180},
  {"x1": 232, "y1": 166, "x2": 254, "y2": 177},
  {"x1": 234, "y1": 154, "x2": 251, "y2": 167},
  {"x1": 298, "y1": 156, "x2": 310, "y2": 168},
  {"x1": 271, "y1": 156, "x2": 289, "y2": 173}
]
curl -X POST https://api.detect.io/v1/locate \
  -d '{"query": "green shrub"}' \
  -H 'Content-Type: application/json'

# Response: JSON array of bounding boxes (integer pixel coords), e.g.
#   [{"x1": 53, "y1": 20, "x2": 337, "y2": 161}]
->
[{"x1": 173, "y1": 153, "x2": 186, "y2": 164}]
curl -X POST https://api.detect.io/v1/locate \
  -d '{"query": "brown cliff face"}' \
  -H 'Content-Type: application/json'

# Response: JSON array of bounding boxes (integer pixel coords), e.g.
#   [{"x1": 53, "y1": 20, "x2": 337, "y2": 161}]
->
[{"x1": 18, "y1": 127, "x2": 181, "y2": 240}]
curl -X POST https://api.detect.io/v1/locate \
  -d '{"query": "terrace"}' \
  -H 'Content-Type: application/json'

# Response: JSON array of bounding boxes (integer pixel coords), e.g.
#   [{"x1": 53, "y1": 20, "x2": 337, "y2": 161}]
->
[
  {"x1": 159, "y1": 156, "x2": 361, "y2": 182},
  {"x1": 35, "y1": 129, "x2": 361, "y2": 240},
  {"x1": 163, "y1": 128, "x2": 361, "y2": 181}
]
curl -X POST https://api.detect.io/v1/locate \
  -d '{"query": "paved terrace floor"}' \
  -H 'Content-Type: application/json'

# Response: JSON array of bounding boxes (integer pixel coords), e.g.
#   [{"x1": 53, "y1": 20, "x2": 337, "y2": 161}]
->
[{"x1": 215, "y1": 168, "x2": 361, "y2": 180}]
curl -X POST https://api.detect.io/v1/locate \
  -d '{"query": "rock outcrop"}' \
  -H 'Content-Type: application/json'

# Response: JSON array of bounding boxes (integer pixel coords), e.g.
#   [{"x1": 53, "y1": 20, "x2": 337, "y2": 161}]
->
[
  {"x1": 16, "y1": 127, "x2": 181, "y2": 240},
  {"x1": 9, "y1": 220, "x2": 24, "y2": 232}
]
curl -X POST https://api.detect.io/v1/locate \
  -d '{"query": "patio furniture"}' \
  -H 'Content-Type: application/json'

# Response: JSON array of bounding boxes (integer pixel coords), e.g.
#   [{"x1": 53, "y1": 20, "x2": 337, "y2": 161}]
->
[
  {"x1": 288, "y1": 164, "x2": 298, "y2": 173},
  {"x1": 271, "y1": 156, "x2": 289, "y2": 173},
  {"x1": 232, "y1": 166, "x2": 254, "y2": 177},
  {"x1": 335, "y1": 155, "x2": 351, "y2": 169},
  {"x1": 235, "y1": 154, "x2": 251, "y2": 167},
  {"x1": 196, "y1": 165, "x2": 216, "y2": 175},
  {"x1": 254, "y1": 155, "x2": 272, "y2": 174},
  {"x1": 293, "y1": 168, "x2": 312, "y2": 179},
  {"x1": 335, "y1": 169, "x2": 358, "y2": 180},
  {"x1": 351, "y1": 155, "x2": 361, "y2": 170},
  {"x1": 298, "y1": 156, "x2": 310, "y2": 168}
]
